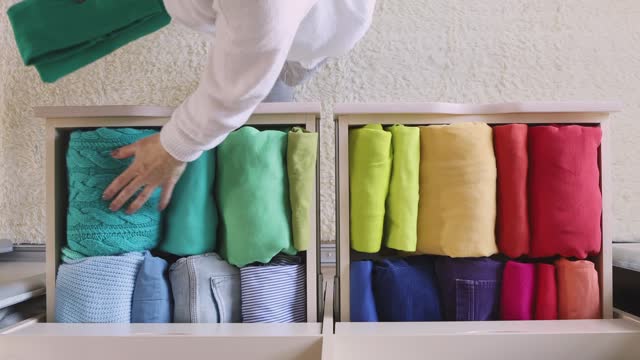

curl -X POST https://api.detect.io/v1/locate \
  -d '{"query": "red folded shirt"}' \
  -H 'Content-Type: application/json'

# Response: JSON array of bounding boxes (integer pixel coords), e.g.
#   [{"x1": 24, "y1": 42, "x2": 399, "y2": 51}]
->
[
  {"x1": 529, "y1": 125, "x2": 602, "y2": 259},
  {"x1": 494, "y1": 124, "x2": 530, "y2": 258},
  {"x1": 534, "y1": 263, "x2": 557, "y2": 320}
]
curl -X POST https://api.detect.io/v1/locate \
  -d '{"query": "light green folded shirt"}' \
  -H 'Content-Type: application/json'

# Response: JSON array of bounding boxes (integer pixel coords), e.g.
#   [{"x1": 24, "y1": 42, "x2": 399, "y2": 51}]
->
[
  {"x1": 158, "y1": 150, "x2": 217, "y2": 256},
  {"x1": 349, "y1": 124, "x2": 392, "y2": 253},
  {"x1": 287, "y1": 128, "x2": 318, "y2": 252},
  {"x1": 384, "y1": 125, "x2": 420, "y2": 252}
]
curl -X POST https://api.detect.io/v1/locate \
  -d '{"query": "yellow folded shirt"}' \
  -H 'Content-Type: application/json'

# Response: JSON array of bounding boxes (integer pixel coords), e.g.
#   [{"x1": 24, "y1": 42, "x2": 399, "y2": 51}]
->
[{"x1": 417, "y1": 122, "x2": 498, "y2": 257}]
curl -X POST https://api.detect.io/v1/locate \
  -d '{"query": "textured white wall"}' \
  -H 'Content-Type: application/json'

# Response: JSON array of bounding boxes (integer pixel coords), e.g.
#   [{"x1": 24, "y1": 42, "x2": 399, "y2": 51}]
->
[{"x1": 1, "y1": 0, "x2": 640, "y2": 244}]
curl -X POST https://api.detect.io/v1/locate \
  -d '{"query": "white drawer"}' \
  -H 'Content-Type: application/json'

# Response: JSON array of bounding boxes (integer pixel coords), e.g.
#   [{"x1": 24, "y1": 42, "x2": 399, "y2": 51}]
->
[
  {"x1": 325, "y1": 318, "x2": 640, "y2": 360},
  {"x1": 1, "y1": 323, "x2": 324, "y2": 360}
]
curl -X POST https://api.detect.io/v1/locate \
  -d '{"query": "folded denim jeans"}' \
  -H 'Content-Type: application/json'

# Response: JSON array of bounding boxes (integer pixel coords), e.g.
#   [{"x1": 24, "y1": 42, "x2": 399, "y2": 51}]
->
[
  {"x1": 131, "y1": 252, "x2": 172, "y2": 323},
  {"x1": 169, "y1": 253, "x2": 240, "y2": 323},
  {"x1": 373, "y1": 256, "x2": 442, "y2": 322},
  {"x1": 434, "y1": 257, "x2": 503, "y2": 321},
  {"x1": 350, "y1": 260, "x2": 378, "y2": 322}
]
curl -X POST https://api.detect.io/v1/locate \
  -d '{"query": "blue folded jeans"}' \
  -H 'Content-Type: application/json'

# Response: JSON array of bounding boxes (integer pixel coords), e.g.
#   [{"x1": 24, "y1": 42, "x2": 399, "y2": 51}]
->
[
  {"x1": 350, "y1": 260, "x2": 378, "y2": 322},
  {"x1": 372, "y1": 256, "x2": 442, "y2": 321},
  {"x1": 434, "y1": 257, "x2": 504, "y2": 321},
  {"x1": 169, "y1": 253, "x2": 240, "y2": 323},
  {"x1": 131, "y1": 252, "x2": 172, "y2": 323}
]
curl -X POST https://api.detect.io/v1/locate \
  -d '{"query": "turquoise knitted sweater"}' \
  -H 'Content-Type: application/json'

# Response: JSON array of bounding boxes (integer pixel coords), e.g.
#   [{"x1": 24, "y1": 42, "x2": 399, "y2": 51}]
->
[{"x1": 65, "y1": 128, "x2": 161, "y2": 258}]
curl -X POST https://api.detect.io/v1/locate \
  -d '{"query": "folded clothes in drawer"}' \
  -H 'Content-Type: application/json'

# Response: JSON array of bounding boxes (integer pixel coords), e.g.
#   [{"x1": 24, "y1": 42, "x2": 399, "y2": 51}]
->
[
  {"x1": 56, "y1": 252, "x2": 143, "y2": 323},
  {"x1": 372, "y1": 256, "x2": 441, "y2": 322},
  {"x1": 350, "y1": 261, "x2": 378, "y2": 322},
  {"x1": 65, "y1": 128, "x2": 161, "y2": 259},
  {"x1": 169, "y1": 253, "x2": 240, "y2": 324},
  {"x1": 240, "y1": 255, "x2": 306, "y2": 323},
  {"x1": 434, "y1": 257, "x2": 503, "y2": 321},
  {"x1": 529, "y1": 125, "x2": 602, "y2": 259},
  {"x1": 217, "y1": 127, "x2": 296, "y2": 267},
  {"x1": 417, "y1": 123, "x2": 498, "y2": 258},
  {"x1": 131, "y1": 252, "x2": 172, "y2": 323}
]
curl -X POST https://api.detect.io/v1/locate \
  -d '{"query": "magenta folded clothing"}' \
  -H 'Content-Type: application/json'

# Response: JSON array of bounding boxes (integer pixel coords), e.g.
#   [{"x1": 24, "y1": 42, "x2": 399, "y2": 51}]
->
[{"x1": 500, "y1": 261, "x2": 535, "y2": 320}]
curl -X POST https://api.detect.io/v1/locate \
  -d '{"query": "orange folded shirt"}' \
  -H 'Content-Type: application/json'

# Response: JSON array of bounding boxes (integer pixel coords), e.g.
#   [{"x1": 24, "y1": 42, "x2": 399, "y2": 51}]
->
[{"x1": 556, "y1": 258, "x2": 600, "y2": 319}]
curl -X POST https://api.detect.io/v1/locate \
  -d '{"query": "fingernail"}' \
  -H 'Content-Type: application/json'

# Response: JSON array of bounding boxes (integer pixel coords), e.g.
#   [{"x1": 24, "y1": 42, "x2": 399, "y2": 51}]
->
[
  {"x1": 111, "y1": 150, "x2": 119, "y2": 157},
  {"x1": 102, "y1": 192, "x2": 109, "y2": 200}
]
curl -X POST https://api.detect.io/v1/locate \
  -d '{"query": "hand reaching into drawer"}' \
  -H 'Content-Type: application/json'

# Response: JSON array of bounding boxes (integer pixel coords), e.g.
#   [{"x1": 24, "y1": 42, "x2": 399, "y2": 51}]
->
[{"x1": 103, "y1": 134, "x2": 186, "y2": 214}]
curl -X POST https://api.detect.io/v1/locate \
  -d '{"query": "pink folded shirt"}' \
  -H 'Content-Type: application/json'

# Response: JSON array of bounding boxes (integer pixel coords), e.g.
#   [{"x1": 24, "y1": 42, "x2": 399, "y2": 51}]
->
[{"x1": 500, "y1": 261, "x2": 535, "y2": 320}]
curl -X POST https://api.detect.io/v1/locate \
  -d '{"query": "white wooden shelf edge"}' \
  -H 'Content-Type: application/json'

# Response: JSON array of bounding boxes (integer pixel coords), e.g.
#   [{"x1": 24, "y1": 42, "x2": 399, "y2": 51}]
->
[{"x1": 334, "y1": 101, "x2": 623, "y2": 115}]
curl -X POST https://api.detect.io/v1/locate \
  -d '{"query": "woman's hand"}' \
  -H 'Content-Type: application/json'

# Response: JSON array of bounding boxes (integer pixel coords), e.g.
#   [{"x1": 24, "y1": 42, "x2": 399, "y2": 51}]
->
[{"x1": 102, "y1": 134, "x2": 186, "y2": 214}]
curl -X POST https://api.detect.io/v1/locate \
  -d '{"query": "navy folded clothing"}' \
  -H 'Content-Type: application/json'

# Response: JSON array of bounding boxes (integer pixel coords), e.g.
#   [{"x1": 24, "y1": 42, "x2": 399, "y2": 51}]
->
[
  {"x1": 372, "y1": 256, "x2": 442, "y2": 322},
  {"x1": 350, "y1": 260, "x2": 378, "y2": 322},
  {"x1": 434, "y1": 257, "x2": 503, "y2": 321}
]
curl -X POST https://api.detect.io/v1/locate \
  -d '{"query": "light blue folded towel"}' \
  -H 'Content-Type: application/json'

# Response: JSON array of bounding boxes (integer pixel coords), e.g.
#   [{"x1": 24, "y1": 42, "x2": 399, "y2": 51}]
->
[{"x1": 55, "y1": 252, "x2": 144, "y2": 323}]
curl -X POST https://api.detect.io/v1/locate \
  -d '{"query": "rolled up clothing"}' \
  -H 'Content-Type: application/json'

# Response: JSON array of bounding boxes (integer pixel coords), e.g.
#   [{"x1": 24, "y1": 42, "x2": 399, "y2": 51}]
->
[
  {"x1": 56, "y1": 252, "x2": 144, "y2": 323},
  {"x1": 494, "y1": 124, "x2": 530, "y2": 258},
  {"x1": 529, "y1": 125, "x2": 602, "y2": 259},
  {"x1": 131, "y1": 252, "x2": 172, "y2": 323},
  {"x1": 556, "y1": 258, "x2": 600, "y2": 319},
  {"x1": 217, "y1": 127, "x2": 295, "y2": 267},
  {"x1": 534, "y1": 263, "x2": 558, "y2": 320},
  {"x1": 434, "y1": 257, "x2": 503, "y2": 321},
  {"x1": 159, "y1": 149, "x2": 217, "y2": 256},
  {"x1": 372, "y1": 256, "x2": 441, "y2": 322},
  {"x1": 350, "y1": 260, "x2": 378, "y2": 322},
  {"x1": 7, "y1": 0, "x2": 170, "y2": 83},
  {"x1": 349, "y1": 124, "x2": 392, "y2": 253},
  {"x1": 287, "y1": 127, "x2": 318, "y2": 252},
  {"x1": 500, "y1": 261, "x2": 535, "y2": 320},
  {"x1": 384, "y1": 125, "x2": 420, "y2": 252},
  {"x1": 169, "y1": 253, "x2": 240, "y2": 323},
  {"x1": 417, "y1": 123, "x2": 498, "y2": 257},
  {"x1": 65, "y1": 128, "x2": 161, "y2": 258},
  {"x1": 240, "y1": 255, "x2": 306, "y2": 323}
]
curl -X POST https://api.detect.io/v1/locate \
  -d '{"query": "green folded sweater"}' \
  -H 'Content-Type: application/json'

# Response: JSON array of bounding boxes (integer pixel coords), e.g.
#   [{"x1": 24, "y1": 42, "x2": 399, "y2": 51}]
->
[
  {"x1": 66, "y1": 128, "x2": 161, "y2": 258},
  {"x1": 384, "y1": 125, "x2": 420, "y2": 252},
  {"x1": 217, "y1": 127, "x2": 295, "y2": 267},
  {"x1": 158, "y1": 150, "x2": 218, "y2": 256},
  {"x1": 287, "y1": 128, "x2": 318, "y2": 251},
  {"x1": 7, "y1": 0, "x2": 170, "y2": 83},
  {"x1": 349, "y1": 124, "x2": 392, "y2": 253}
]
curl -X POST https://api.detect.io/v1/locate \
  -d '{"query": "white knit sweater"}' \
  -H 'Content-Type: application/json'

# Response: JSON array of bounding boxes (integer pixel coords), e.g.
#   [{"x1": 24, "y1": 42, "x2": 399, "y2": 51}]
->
[{"x1": 161, "y1": 0, "x2": 376, "y2": 161}]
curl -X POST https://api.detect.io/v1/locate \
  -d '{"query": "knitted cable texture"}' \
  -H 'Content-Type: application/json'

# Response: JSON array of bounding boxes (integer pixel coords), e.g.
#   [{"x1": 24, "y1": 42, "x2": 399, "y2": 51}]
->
[
  {"x1": 66, "y1": 128, "x2": 161, "y2": 258},
  {"x1": 55, "y1": 252, "x2": 144, "y2": 323}
]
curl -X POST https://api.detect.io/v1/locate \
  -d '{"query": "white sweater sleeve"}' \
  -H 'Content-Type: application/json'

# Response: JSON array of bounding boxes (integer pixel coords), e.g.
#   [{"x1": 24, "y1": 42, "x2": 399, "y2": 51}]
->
[{"x1": 161, "y1": 0, "x2": 317, "y2": 162}]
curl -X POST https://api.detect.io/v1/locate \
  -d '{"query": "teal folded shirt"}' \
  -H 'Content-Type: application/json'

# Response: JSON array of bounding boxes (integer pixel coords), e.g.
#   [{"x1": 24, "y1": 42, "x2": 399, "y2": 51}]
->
[
  {"x1": 66, "y1": 128, "x2": 161, "y2": 258},
  {"x1": 217, "y1": 127, "x2": 295, "y2": 267},
  {"x1": 7, "y1": 0, "x2": 170, "y2": 83},
  {"x1": 159, "y1": 150, "x2": 218, "y2": 256}
]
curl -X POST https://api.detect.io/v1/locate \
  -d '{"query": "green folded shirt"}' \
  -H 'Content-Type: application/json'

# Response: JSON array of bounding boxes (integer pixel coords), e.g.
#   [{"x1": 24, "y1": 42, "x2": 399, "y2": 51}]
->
[
  {"x1": 8, "y1": 0, "x2": 170, "y2": 83},
  {"x1": 384, "y1": 125, "x2": 420, "y2": 252},
  {"x1": 217, "y1": 127, "x2": 295, "y2": 267},
  {"x1": 287, "y1": 128, "x2": 318, "y2": 252},
  {"x1": 158, "y1": 150, "x2": 218, "y2": 256},
  {"x1": 349, "y1": 124, "x2": 392, "y2": 253}
]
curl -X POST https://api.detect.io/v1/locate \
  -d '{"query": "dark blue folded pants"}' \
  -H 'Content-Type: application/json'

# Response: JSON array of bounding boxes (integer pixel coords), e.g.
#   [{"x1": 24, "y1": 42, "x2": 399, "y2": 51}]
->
[
  {"x1": 372, "y1": 256, "x2": 442, "y2": 322},
  {"x1": 434, "y1": 257, "x2": 504, "y2": 321},
  {"x1": 350, "y1": 260, "x2": 378, "y2": 322}
]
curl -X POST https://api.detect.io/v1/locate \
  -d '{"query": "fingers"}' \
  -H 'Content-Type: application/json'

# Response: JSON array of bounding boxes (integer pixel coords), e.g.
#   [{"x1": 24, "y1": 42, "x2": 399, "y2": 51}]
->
[
  {"x1": 127, "y1": 185, "x2": 157, "y2": 214},
  {"x1": 109, "y1": 177, "x2": 146, "y2": 212},
  {"x1": 159, "y1": 181, "x2": 177, "y2": 211},
  {"x1": 111, "y1": 144, "x2": 136, "y2": 160},
  {"x1": 103, "y1": 165, "x2": 138, "y2": 201}
]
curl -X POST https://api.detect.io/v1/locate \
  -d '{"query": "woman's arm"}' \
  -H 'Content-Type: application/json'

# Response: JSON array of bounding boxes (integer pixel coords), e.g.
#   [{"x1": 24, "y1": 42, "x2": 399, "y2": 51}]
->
[{"x1": 104, "y1": 0, "x2": 317, "y2": 213}]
